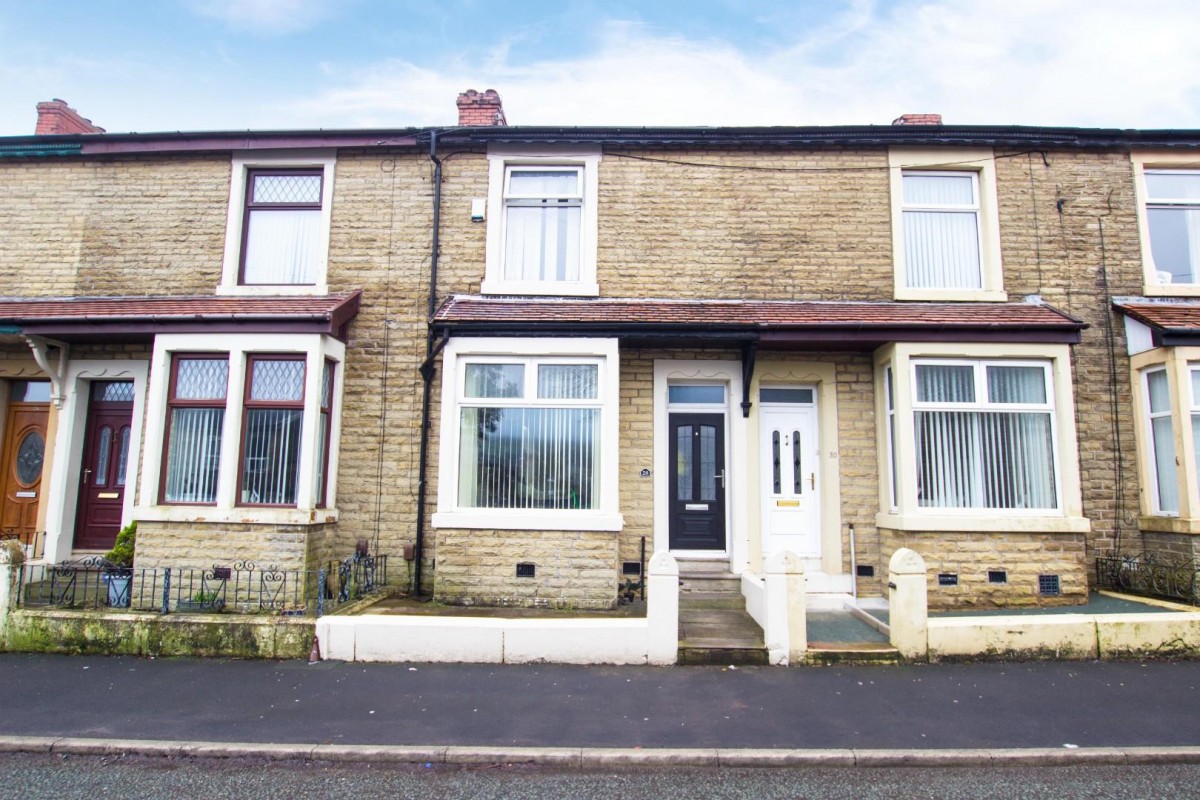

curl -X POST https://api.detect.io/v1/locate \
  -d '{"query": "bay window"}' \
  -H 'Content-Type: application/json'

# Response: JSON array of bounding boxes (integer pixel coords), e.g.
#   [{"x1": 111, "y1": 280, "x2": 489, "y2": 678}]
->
[
  {"x1": 875, "y1": 344, "x2": 1085, "y2": 532},
  {"x1": 141, "y1": 334, "x2": 344, "y2": 522},
  {"x1": 435, "y1": 338, "x2": 621, "y2": 531}
]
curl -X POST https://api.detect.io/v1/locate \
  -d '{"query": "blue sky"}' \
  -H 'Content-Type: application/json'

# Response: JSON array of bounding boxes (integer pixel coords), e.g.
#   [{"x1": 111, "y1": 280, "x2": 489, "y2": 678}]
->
[{"x1": 2, "y1": 0, "x2": 1200, "y2": 135}]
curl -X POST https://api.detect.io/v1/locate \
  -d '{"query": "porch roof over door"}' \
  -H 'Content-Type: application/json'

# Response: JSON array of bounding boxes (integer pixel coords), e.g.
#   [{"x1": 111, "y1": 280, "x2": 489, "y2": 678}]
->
[
  {"x1": 432, "y1": 295, "x2": 1087, "y2": 348},
  {"x1": 0, "y1": 291, "x2": 362, "y2": 342}
]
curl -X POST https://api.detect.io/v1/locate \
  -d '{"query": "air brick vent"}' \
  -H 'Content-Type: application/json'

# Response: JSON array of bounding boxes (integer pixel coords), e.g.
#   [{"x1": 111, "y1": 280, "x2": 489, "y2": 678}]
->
[
  {"x1": 988, "y1": 570, "x2": 1008, "y2": 584},
  {"x1": 516, "y1": 563, "x2": 536, "y2": 578},
  {"x1": 937, "y1": 573, "x2": 958, "y2": 587},
  {"x1": 1038, "y1": 574, "x2": 1061, "y2": 595}
]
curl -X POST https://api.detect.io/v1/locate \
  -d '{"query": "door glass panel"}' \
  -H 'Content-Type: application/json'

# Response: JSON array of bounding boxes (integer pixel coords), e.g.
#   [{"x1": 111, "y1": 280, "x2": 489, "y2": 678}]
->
[
  {"x1": 792, "y1": 430, "x2": 803, "y2": 494},
  {"x1": 91, "y1": 381, "x2": 135, "y2": 402},
  {"x1": 759, "y1": 388, "x2": 814, "y2": 404},
  {"x1": 95, "y1": 426, "x2": 112, "y2": 486},
  {"x1": 11, "y1": 381, "x2": 51, "y2": 403},
  {"x1": 676, "y1": 426, "x2": 693, "y2": 501},
  {"x1": 771, "y1": 430, "x2": 781, "y2": 493},
  {"x1": 700, "y1": 425, "x2": 717, "y2": 502},
  {"x1": 16, "y1": 431, "x2": 44, "y2": 485},
  {"x1": 668, "y1": 385, "x2": 725, "y2": 404},
  {"x1": 116, "y1": 426, "x2": 130, "y2": 487}
]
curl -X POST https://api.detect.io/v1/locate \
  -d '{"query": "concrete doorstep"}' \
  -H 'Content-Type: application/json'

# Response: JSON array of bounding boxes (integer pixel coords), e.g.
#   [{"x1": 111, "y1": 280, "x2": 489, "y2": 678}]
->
[{"x1": 2, "y1": 735, "x2": 1199, "y2": 768}]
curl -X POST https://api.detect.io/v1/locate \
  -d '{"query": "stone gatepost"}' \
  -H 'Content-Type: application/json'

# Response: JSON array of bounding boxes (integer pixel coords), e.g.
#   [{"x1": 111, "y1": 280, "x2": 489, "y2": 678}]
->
[
  {"x1": 765, "y1": 551, "x2": 806, "y2": 665},
  {"x1": 646, "y1": 551, "x2": 679, "y2": 665},
  {"x1": 0, "y1": 541, "x2": 22, "y2": 648},
  {"x1": 888, "y1": 547, "x2": 929, "y2": 660}
]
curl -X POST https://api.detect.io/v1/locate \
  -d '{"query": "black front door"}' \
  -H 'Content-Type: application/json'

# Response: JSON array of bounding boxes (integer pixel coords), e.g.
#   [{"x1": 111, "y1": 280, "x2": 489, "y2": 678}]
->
[{"x1": 668, "y1": 413, "x2": 726, "y2": 550}]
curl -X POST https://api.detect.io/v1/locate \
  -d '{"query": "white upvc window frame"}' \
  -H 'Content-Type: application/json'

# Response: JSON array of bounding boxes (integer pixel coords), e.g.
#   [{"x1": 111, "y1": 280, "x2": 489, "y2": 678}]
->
[
  {"x1": 1132, "y1": 152, "x2": 1200, "y2": 297},
  {"x1": 433, "y1": 337, "x2": 622, "y2": 531},
  {"x1": 1130, "y1": 347, "x2": 1200, "y2": 531},
  {"x1": 889, "y1": 148, "x2": 1005, "y2": 302},
  {"x1": 218, "y1": 152, "x2": 336, "y2": 296},
  {"x1": 136, "y1": 332, "x2": 344, "y2": 525},
  {"x1": 874, "y1": 342, "x2": 1087, "y2": 533},
  {"x1": 482, "y1": 148, "x2": 601, "y2": 297}
]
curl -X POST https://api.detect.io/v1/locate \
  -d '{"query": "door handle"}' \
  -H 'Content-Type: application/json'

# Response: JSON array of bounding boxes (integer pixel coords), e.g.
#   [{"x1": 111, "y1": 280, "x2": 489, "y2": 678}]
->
[
  {"x1": 714, "y1": 470, "x2": 725, "y2": 489},
  {"x1": 82, "y1": 468, "x2": 92, "y2": 485},
  {"x1": 809, "y1": 473, "x2": 815, "y2": 490}
]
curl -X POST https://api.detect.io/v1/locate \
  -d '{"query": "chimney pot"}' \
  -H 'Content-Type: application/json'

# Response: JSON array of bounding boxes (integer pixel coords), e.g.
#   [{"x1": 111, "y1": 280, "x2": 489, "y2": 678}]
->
[{"x1": 35, "y1": 99, "x2": 105, "y2": 135}]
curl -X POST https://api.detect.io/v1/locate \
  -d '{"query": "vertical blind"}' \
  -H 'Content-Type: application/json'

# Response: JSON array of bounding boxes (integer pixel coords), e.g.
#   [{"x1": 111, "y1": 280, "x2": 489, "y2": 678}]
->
[
  {"x1": 1147, "y1": 369, "x2": 1179, "y2": 513},
  {"x1": 902, "y1": 173, "x2": 982, "y2": 290},
  {"x1": 164, "y1": 358, "x2": 228, "y2": 503},
  {"x1": 914, "y1": 363, "x2": 1057, "y2": 509},
  {"x1": 458, "y1": 361, "x2": 599, "y2": 510},
  {"x1": 241, "y1": 359, "x2": 305, "y2": 505}
]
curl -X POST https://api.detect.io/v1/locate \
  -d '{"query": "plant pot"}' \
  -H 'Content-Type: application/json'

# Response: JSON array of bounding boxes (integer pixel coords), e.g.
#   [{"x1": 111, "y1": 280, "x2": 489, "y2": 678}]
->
[{"x1": 104, "y1": 573, "x2": 131, "y2": 608}]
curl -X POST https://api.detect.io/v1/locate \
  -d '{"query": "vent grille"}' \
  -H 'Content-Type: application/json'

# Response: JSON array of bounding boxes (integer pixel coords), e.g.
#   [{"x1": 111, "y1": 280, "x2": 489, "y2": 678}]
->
[
  {"x1": 1038, "y1": 574, "x2": 1061, "y2": 595},
  {"x1": 937, "y1": 573, "x2": 959, "y2": 587},
  {"x1": 856, "y1": 565, "x2": 875, "y2": 578},
  {"x1": 622, "y1": 561, "x2": 641, "y2": 576},
  {"x1": 516, "y1": 562, "x2": 536, "y2": 578},
  {"x1": 988, "y1": 570, "x2": 1007, "y2": 584}
]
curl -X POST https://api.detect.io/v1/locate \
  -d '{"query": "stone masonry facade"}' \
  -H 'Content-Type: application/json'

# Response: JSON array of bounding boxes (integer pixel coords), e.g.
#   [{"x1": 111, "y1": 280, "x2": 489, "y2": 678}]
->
[{"x1": 0, "y1": 114, "x2": 1186, "y2": 612}]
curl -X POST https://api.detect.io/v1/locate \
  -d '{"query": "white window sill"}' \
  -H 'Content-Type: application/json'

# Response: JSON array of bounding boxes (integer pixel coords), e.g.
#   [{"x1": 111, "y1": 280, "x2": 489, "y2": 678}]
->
[
  {"x1": 480, "y1": 279, "x2": 600, "y2": 297},
  {"x1": 875, "y1": 511, "x2": 1090, "y2": 534},
  {"x1": 1137, "y1": 515, "x2": 1200, "y2": 535},
  {"x1": 1141, "y1": 283, "x2": 1200, "y2": 298},
  {"x1": 134, "y1": 506, "x2": 339, "y2": 526},
  {"x1": 432, "y1": 510, "x2": 624, "y2": 532},
  {"x1": 216, "y1": 283, "x2": 331, "y2": 297},
  {"x1": 894, "y1": 288, "x2": 1008, "y2": 302}
]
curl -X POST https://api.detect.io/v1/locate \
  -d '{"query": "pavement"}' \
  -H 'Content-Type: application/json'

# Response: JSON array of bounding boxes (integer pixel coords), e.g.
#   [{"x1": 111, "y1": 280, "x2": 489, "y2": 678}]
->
[{"x1": 1, "y1": 653, "x2": 1199, "y2": 767}]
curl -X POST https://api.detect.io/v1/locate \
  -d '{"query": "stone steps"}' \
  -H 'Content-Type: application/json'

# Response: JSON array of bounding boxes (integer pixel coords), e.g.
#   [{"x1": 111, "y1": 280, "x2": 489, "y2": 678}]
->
[{"x1": 677, "y1": 560, "x2": 766, "y2": 665}]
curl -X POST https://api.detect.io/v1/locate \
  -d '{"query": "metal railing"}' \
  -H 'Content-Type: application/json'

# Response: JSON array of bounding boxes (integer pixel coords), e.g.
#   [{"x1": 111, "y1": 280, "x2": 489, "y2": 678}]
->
[
  {"x1": 1095, "y1": 554, "x2": 1200, "y2": 606},
  {"x1": 16, "y1": 552, "x2": 389, "y2": 617}
]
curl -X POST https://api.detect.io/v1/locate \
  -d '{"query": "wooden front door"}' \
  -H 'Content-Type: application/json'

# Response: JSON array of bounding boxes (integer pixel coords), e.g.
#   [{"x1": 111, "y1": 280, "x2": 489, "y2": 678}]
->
[
  {"x1": 74, "y1": 381, "x2": 135, "y2": 551},
  {"x1": 0, "y1": 384, "x2": 50, "y2": 543},
  {"x1": 668, "y1": 412, "x2": 727, "y2": 551}
]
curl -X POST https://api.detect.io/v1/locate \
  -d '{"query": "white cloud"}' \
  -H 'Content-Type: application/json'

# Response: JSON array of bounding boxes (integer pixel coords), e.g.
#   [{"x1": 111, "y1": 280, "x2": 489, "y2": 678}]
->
[
  {"x1": 187, "y1": 0, "x2": 339, "y2": 35},
  {"x1": 287, "y1": 0, "x2": 1200, "y2": 129}
]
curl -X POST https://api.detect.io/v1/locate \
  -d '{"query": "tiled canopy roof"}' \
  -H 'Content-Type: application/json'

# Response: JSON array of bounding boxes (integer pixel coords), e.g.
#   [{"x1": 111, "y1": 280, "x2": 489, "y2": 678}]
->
[
  {"x1": 1114, "y1": 300, "x2": 1200, "y2": 331},
  {"x1": 0, "y1": 292, "x2": 362, "y2": 340},
  {"x1": 433, "y1": 295, "x2": 1085, "y2": 347}
]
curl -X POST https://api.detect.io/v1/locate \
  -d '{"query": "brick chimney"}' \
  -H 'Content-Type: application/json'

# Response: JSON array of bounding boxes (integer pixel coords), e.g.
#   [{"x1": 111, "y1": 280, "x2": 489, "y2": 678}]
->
[
  {"x1": 456, "y1": 89, "x2": 507, "y2": 127},
  {"x1": 891, "y1": 113, "x2": 943, "y2": 126},
  {"x1": 35, "y1": 99, "x2": 105, "y2": 135}
]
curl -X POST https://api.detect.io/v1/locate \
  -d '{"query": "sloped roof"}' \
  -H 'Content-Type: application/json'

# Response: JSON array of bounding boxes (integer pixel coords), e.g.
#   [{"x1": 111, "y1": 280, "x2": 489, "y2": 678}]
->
[
  {"x1": 0, "y1": 291, "x2": 362, "y2": 341},
  {"x1": 433, "y1": 295, "x2": 1085, "y2": 348},
  {"x1": 1114, "y1": 300, "x2": 1200, "y2": 331}
]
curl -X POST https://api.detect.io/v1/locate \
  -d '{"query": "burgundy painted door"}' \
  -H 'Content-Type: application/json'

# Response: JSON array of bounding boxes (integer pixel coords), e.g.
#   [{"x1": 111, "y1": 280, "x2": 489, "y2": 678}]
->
[{"x1": 74, "y1": 381, "x2": 134, "y2": 551}]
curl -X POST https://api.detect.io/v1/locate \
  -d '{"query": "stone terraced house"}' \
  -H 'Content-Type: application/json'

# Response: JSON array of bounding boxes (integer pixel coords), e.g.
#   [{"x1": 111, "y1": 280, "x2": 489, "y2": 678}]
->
[{"x1": 2, "y1": 92, "x2": 1200, "y2": 616}]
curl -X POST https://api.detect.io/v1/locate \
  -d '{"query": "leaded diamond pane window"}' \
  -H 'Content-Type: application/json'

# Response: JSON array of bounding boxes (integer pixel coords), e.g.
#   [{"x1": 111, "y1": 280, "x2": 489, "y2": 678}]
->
[
  {"x1": 250, "y1": 359, "x2": 305, "y2": 402},
  {"x1": 252, "y1": 174, "x2": 322, "y2": 205},
  {"x1": 175, "y1": 359, "x2": 228, "y2": 400},
  {"x1": 92, "y1": 381, "x2": 135, "y2": 402},
  {"x1": 241, "y1": 169, "x2": 324, "y2": 286}
]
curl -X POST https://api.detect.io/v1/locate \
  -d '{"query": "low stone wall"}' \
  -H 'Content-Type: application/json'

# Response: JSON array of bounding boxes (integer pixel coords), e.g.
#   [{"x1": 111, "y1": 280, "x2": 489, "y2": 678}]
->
[
  {"x1": 434, "y1": 528, "x2": 620, "y2": 609},
  {"x1": 3, "y1": 609, "x2": 313, "y2": 659},
  {"x1": 135, "y1": 520, "x2": 336, "y2": 573},
  {"x1": 879, "y1": 529, "x2": 1088, "y2": 609}
]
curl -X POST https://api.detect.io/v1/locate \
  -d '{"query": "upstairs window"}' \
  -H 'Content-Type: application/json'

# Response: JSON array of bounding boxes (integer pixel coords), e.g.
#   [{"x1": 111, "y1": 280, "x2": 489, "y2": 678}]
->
[
  {"x1": 220, "y1": 155, "x2": 335, "y2": 295},
  {"x1": 241, "y1": 170, "x2": 323, "y2": 286},
  {"x1": 901, "y1": 171, "x2": 982, "y2": 290},
  {"x1": 483, "y1": 152, "x2": 600, "y2": 296},
  {"x1": 1143, "y1": 170, "x2": 1200, "y2": 286},
  {"x1": 888, "y1": 148, "x2": 1004, "y2": 301}
]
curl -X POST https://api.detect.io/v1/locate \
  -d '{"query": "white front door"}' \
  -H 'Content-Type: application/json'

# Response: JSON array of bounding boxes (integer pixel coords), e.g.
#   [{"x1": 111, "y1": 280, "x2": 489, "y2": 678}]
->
[{"x1": 760, "y1": 399, "x2": 820, "y2": 559}]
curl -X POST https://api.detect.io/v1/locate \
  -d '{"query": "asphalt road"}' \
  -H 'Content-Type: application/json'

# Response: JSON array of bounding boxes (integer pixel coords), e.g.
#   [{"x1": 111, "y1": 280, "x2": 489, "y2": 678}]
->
[
  {"x1": 2, "y1": 753, "x2": 1198, "y2": 800},
  {"x1": 1, "y1": 653, "x2": 1198, "y2": 750}
]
